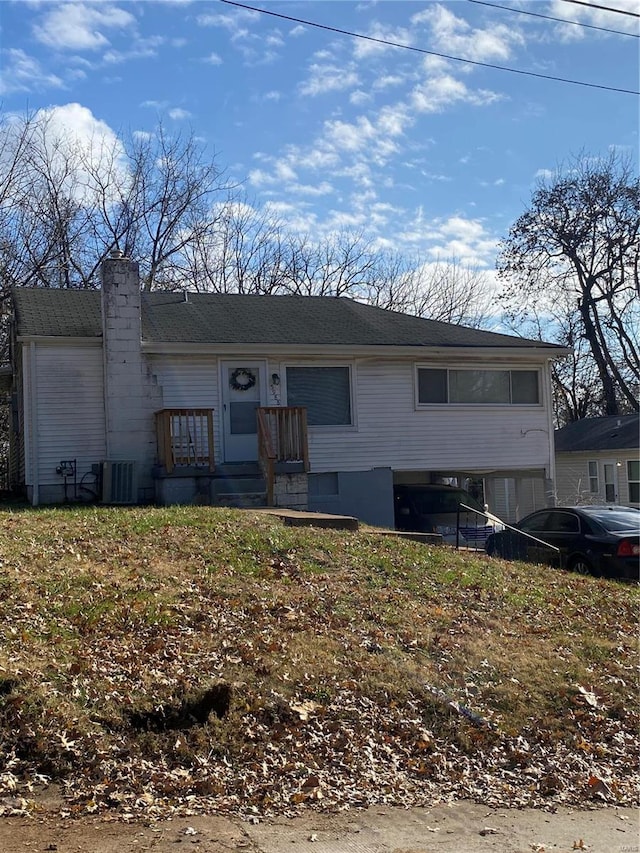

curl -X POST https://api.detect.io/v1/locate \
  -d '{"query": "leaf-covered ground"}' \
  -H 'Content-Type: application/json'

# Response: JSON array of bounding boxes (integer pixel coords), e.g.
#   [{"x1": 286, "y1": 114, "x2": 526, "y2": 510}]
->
[{"x1": 0, "y1": 505, "x2": 637, "y2": 820}]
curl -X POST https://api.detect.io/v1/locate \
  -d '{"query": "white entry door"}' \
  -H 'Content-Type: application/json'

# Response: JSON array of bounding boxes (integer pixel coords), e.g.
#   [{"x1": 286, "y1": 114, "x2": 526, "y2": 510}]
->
[
  {"x1": 602, "y1": 459, "x2": 618, "y2": 503},
  {"x1": 221, "y1": 362, "x2": 265, "y2": 462}
]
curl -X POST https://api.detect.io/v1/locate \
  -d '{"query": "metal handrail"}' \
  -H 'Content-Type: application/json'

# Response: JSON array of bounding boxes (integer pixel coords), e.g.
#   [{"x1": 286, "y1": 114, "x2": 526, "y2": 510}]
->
[{"x1": 456, "y1": 502, "x2": 561, "y2": 559}]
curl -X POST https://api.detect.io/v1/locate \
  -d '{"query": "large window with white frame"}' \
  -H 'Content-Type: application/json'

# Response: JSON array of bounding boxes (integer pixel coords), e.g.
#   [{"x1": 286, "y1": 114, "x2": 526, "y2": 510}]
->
[
  {"x1": 417, "y1": 368, "x2": 540, "y2": 405},
  {"x1": 628, "y1": 460, "x2": 639, "y2": 504},
  {"x1": 588, "y1": 460, "x2": 599, "y2": 494},
  {"x1": 286, "y1": 365, "x2": 352, "y2": 426}
]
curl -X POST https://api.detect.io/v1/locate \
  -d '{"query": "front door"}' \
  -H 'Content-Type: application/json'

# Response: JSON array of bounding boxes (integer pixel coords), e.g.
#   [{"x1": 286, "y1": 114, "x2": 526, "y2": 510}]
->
[
  {"x1": 221, "y1": 362, "x2": 265, "y2": 463},
  {"x1": 602, "y1": 460, "x2": 618, "y2": 503}
]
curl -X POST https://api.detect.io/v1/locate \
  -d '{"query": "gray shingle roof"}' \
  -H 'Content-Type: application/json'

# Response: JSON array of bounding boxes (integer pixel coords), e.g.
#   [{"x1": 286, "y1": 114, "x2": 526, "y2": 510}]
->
[
  {"x1": 12, "y1": 288, "x2": 564, "y2": 350},
  {"x1": 555, "y1": 415, "x2": 639, "y2": 452}
]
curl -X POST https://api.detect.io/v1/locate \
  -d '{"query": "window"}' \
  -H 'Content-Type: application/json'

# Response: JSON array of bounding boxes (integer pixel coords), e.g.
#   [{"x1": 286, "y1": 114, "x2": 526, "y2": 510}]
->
[
  {"x1": 588, "y1": 461, "x2": 599, "y2": 494},
  {"x1": 520, "y1": 511, "x2": 551, "y2": 533},
  {"x1": 628, "y1": 460, "x2": 640, "y2": 504},
  {"x1": 546, "y1": 511, "x2": 580, "y2": 533},
  {"x1": 286, "y1": 366, "x2": 352, "y2": 426},
  {"x1": 416, "y1": 368, "x2": 539, "y2": 405}
]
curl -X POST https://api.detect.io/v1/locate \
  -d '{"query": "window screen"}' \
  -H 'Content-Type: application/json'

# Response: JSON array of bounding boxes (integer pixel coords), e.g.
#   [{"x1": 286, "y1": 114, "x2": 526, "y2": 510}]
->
[
  {"x1": 627, "y1": 460, "x2": 639, "y2": 504},
  {"x1": 511, "y1": 371, "x2": 539, "y2": 404},
  {"x1": 286, "y1": 367, "x2": 352, "y2": 426},
  {"x1": 417, "y1": 369, "x2": 447, "y2": 403}
]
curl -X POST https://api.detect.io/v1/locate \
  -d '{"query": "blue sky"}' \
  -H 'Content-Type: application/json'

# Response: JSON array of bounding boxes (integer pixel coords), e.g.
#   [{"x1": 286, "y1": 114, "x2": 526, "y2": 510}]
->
[{"x1": 1, "y1": 0, "x2": 638, "y2": 274}]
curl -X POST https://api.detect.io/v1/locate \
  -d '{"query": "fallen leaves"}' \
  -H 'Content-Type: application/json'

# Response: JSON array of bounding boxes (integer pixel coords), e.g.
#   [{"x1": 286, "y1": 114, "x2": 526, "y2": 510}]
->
[{"x1": 0, "y1": 506, "x2": 637, "y2": 821}]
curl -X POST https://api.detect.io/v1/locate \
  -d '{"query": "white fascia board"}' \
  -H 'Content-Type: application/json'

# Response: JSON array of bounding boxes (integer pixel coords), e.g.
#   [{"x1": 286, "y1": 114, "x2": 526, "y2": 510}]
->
[
  {"x1": 16, "y1": 335, "x2": 102, "y2": 347},
  {"x1": 142, "y1": 341, "x2": 570, "y2": 362}
]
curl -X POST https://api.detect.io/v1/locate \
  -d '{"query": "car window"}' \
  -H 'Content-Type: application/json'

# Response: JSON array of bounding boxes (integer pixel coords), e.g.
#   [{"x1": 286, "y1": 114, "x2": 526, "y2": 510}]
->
[
  {"x1": 519, "y1": 512, "x2": 551, "y2": 532},
  {"x1": 545, "y1": 511, "x2": 580, "y2": 533},
  {"x1": 584, "y1": 509, "x2": 640, "y2": 532}
]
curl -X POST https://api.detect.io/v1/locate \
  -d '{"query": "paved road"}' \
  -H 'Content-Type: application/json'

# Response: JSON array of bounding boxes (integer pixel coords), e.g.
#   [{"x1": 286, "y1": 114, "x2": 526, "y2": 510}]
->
[{"x1": 1, "y1": 802, "x2": 638, "y2": 853}]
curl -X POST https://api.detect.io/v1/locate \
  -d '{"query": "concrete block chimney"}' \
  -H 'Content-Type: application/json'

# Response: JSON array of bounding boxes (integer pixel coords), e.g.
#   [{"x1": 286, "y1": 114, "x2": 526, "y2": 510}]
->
[{"x1": 101, "y1": 251, "x2": 162, "y2": 499}]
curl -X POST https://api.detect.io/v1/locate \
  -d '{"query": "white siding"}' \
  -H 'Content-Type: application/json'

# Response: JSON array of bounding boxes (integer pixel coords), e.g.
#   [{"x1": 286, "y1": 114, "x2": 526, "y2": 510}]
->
[
  {"x1": 297, "y1": 359, "x2": 553, "y2": 475},
  {"x1": 150, "y1": 356, "x2": 221, "y2": 461},
  {"x1": 556, "y1": 451, "x2": 637, "y2": 506},
  {"x1": 34, "y1": 345, "x2": 105, "y2": 486},
  {"x1": 151, "y1": 355, "x2": 283, "y2": 465}
]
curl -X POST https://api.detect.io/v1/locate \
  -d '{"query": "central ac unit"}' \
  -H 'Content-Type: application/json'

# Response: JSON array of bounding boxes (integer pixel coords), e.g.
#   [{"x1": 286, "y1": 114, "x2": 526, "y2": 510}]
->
[{"x1": 102, "y1": 461, "x2": 137, "y2": 504}]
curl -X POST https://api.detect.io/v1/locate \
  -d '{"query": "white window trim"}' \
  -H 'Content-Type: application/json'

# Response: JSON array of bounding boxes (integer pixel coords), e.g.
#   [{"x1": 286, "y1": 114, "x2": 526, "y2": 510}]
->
[
  {"x1": 414, "y1": 365, "x2": 542, "y2": 409},
  {"x1": 627, "y1": 459, "x2": 640, "y2": 504},
  {"x1": 588, "y1": 460, "x2": 599, "y2": 494},
  {"x1": 283, "y1": 361, "x2": 357, "y2": 431}
]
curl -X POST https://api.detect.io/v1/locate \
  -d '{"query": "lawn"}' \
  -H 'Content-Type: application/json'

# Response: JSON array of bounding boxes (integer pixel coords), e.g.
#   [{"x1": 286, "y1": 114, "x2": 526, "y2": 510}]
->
[{"x1": 0, "y1": 505, "x2": 637, "y2": 819}]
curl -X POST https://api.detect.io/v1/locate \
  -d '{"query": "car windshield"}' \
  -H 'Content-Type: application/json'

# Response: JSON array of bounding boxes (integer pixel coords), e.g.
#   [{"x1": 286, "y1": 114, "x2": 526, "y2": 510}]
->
[
  {"x1": 413, "y1": 490, "x2": 484, "y2": 515},
  {"x1": 584, "y1": 508, "x2": 640, "y2": 532}
]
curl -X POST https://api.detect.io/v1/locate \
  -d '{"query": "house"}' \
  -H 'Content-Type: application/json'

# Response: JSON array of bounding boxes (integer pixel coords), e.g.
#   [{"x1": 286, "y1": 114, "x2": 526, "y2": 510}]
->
[
  {"x1": 8, "y1": 252, "x2": 568, "y2": 527},
  {"x1": 554, "y1": 415, "x2": 639, "y2": 508}
]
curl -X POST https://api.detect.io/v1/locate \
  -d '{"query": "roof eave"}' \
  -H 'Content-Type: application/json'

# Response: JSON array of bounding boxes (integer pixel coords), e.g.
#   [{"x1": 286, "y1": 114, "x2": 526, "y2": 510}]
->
[
  {"x1": 16, "y1": 335, "x2": 102, "y2": 346},
  {"x1": 142, "y1": 341, "x2": 570, "y2": 360}
]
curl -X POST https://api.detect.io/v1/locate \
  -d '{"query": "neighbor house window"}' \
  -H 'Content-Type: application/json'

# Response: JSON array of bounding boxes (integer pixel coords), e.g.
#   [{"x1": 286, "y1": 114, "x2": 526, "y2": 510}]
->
[
  {"x1": 286, "y1": 366, "x2": 352, "y2": 426},
  {"x1": 628, "y1": 460, "x2": 640, "y2": 504},
  {"x1": 588, "y1": 461, "x2": 599, "y2": 494},
  {"x1": 417, "y1": 368, "x2": 539, "y2": 405}
]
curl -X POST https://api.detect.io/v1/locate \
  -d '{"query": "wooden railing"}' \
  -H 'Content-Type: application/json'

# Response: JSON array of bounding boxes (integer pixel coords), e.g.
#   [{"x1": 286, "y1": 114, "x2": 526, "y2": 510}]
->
[
  {"x1": 155, "y1": 409, "x2": 215, "y2": 474},
  {"x1": 257, "y1": 406, "x2": 309, "y2": 506}
]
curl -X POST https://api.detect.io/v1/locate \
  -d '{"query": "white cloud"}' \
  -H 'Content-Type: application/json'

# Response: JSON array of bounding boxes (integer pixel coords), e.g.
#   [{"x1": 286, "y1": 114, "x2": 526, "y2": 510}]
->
[
  {"x1": 33, "y1": 3, "x2": 135, "y2": 51},
  {"x1": 203, "y1": 52, "x2": 223, "y2": 65},
  {"x1": 287, "y1": 181, "x2": 334, "y2": 197},
  {"x1": 349, "y1": 90, "x2": 372, "y2": 106},
  {"x1": 548, "y1": 0, "x2": 639, "y2": 35},
  {"x1": 12, "y1": 103, "x2": 127, "y2": 204},
  {"x1": 196, "y1": 9, "x2": 259, "y2": 38},
  {"x1": 352, "y1": 22, "x2": 414, "y2": 58},
  {"x1": 0, "y1": 48, "x2": 63, "y2": 95},
  {"x1": 415, "y1": 5, "x2": 524, "y2": 62},
  {"x1": 168, "y1": 108, "x2": 192, "y2": 121},
  {"x1": 420, "y1": 215, "x2": 499, "y2": 266},
  {"x1": 411, "y1": 75, "x2": 501, "y2": 113},
  {"x1": 299, "y1": 64, "x2": 360, "y2": 97},
  {"x1": 103, "y1": 35, "x2": 165, "y2": 64}
]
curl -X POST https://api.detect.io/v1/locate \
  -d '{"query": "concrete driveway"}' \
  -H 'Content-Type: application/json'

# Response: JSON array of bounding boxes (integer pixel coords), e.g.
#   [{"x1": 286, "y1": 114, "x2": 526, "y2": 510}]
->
[{"x1": 1, "y1": 801, "x2": 637, "y2": 853}]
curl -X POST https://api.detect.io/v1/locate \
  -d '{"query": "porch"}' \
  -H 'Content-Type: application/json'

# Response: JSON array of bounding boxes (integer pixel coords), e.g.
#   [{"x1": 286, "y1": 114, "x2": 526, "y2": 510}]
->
[{"x1": 153, "y1": 407, "x2": 310, "y2": 508}]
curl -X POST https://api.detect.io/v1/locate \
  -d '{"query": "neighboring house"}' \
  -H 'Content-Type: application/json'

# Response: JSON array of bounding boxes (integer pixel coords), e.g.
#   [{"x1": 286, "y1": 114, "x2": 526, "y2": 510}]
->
[
  {"x1": 9, "y1": 253, "x2": 568, "y2": 527},
  {"x1": 555, "y1": 415, "x2": 640, "y2": 508}
]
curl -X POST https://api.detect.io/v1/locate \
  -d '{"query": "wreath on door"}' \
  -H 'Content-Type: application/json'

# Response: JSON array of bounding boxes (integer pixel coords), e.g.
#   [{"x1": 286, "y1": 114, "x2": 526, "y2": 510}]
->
[{"x1": 230, "y1": 367, "x2": 257, "y2": 391}]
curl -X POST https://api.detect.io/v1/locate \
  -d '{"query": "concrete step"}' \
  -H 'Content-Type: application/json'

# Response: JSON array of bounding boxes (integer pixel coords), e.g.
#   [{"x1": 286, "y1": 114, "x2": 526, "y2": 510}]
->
[
  {"x1": 215, "y1": 463, "x2": 261, "y2": 478},
  {"x1": 212, "y1": 492, "x2": 267, "y2": 509},
  {"x1": 212, "y1": 477, "x2": 266, "y2": 495}
]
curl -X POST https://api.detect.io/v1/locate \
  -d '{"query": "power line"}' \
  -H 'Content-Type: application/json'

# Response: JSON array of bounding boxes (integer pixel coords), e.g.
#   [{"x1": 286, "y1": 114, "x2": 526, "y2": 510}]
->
[
  {"x1": 559, "y1": 0, "x2": 640, "y2": 18},
  {"x1": 219, "y1": 0, "x2": 640, "y2": 96},
  {"x1": 467, "y1": 0, "x2": 639, "y2": 37}
]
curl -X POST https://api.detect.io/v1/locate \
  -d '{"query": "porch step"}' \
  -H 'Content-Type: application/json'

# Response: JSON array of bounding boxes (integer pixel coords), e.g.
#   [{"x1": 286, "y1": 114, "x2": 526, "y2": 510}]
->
[
  {"x1": 213, "y1": 492, "x2": 267, "y2": 509},
  {"x1": 212, "y1": 477, "x2": 265, "y2": 495},
  {"x1": 215, "y1": 463, "x2": 261, "y2": 478},
  {"x1": 211, "y1": 471, "x2": 267, "y2": 509}
]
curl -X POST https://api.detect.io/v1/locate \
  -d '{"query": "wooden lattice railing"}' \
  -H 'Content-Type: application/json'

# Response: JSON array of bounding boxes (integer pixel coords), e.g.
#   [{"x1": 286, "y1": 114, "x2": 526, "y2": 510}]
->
[
  {"x1": 156, "y1": 409, "x2": 215, "y2": 474},
  {"x1": 257, "y1": 406, "x2": 309, "y2": 505}
]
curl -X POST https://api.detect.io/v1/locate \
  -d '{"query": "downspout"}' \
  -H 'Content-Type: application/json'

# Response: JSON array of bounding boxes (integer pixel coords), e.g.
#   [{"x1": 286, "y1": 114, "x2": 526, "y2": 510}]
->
[
  {"x1": 544, "y1": 357, "x2": 556, "y2": 506},
  {"x1": 28, "y1": 342, "x2": 39, "y2": 506}
]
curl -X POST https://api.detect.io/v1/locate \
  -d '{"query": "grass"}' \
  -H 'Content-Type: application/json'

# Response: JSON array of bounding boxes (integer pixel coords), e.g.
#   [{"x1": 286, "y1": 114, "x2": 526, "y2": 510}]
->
[{"x1": 0, "y1": 504, "x2": 637, "y2": 817}]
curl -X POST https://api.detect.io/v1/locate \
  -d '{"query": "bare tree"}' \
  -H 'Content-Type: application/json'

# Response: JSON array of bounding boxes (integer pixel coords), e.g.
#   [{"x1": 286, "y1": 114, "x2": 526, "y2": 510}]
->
[
  {"x1": 497, "y1": 151, "x2": 640, "y2": 416},
  {"x1": 0, "y1": 110, "x2": 232, "y2": 295},
  {"x1": 1, "y1": 109, "x2": 495, "y2": 327}
]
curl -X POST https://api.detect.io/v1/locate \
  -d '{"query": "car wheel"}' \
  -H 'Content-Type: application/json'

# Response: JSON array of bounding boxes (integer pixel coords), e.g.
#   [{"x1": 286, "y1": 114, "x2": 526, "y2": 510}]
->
[{"x1": 568, "y1": 555, "x2": 597, "y2": 577}]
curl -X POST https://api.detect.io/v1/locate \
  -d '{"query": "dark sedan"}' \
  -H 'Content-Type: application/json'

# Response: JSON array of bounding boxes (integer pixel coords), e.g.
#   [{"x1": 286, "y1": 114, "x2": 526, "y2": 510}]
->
[{"x1": 485, "y1": 505, "x2": 640, "y2": 580}]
